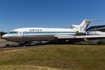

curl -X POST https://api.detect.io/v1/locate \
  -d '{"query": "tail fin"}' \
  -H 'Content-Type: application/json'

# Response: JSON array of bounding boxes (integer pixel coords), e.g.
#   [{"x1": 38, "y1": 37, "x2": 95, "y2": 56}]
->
[
  {"x1": 71, "y1": 19, "x2": 102, "y2": 31},
  {"x1": 79, "y1": 19, "x2": 102, "y2": 31}
]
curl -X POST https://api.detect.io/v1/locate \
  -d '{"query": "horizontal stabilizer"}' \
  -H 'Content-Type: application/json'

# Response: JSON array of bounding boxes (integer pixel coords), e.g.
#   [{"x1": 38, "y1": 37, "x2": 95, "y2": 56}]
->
[{"x1": 86, "y1": 20, "x2": 103, "y2": 23}]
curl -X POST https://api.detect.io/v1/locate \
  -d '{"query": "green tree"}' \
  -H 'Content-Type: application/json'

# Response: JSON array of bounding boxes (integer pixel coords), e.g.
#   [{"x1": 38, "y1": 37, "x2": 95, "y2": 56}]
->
[{"x1": 0, "y1": 31, "x2": 7, "y2": 39}]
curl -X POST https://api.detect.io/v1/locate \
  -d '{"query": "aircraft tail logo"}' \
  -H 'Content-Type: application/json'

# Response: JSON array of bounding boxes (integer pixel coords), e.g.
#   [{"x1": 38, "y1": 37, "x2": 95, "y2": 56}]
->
[{"x1": 79, "y1": 19, "x2": 102, "y2": 31}]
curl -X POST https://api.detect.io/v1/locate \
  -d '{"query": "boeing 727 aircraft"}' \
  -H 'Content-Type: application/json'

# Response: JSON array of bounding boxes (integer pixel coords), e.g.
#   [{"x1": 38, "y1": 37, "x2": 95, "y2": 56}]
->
[{"x1": 2, "y1": 19, "x2": 103, "y2": 46}]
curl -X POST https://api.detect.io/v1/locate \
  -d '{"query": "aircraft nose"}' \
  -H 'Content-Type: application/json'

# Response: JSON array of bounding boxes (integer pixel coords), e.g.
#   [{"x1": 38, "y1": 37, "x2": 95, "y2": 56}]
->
[{"x1": 2, "y1": 34, "x2": 8, "y2": 39}]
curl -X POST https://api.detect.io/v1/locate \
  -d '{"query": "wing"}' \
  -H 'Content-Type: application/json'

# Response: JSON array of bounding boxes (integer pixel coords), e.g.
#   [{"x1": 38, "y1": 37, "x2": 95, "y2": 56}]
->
[{"x1": 55, "y1": 35, "x2": 105, "y2": 40}]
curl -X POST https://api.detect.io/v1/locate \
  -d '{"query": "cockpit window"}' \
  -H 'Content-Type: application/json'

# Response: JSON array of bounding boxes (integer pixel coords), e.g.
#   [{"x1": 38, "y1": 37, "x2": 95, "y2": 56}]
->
[{"x1": 9, "y1": 31, "x2": 17, "y2": 33}]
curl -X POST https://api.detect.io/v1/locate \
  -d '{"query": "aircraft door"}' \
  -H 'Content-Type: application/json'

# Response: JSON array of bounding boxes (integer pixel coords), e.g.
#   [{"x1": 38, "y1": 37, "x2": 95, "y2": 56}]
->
[{"x1": 18, "y1": 31, "x2": 23, "y2": 35}]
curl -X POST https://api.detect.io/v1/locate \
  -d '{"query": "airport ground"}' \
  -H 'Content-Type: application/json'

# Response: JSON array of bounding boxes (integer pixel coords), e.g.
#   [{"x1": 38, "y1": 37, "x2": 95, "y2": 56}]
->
[{"x1": 0, "y1": 40, "x2": 105, "y2": 70}]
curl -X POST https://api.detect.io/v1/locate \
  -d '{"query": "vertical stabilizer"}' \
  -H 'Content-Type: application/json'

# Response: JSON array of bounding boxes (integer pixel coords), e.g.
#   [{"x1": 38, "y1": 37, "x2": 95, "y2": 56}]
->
[{"x1": 79, "y1": 19, "x2": 102, "y2": 31}]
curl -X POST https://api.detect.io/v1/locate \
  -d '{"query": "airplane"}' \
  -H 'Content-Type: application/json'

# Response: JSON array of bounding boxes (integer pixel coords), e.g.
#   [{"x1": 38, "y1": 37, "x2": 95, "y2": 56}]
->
[
  {"x1": 85, "y1": 25, "x2": 105, "y2": 43},
  {"x1": 86, "y1": 25, "x2": 105, "y2": 35},
  {"x1": 2, "y1": 19, "x2": 103, "y2": 46}
]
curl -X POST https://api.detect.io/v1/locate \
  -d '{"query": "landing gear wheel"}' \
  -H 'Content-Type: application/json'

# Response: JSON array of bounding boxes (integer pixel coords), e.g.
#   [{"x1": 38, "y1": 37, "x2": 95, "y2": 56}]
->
[{"x1": 19, "y1": 42, "x2": 26, "y2": 47}]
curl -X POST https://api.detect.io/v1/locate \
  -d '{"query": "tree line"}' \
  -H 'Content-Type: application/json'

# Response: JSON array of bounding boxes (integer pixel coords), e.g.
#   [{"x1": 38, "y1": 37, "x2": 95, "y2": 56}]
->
[{"x1": 0, "y1": 31, "x2": 7, "y2": 38}]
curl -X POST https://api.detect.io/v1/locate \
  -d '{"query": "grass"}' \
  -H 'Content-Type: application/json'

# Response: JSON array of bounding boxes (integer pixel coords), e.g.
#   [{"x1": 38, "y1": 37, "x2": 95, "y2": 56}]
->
[
  {"x1": 0, "y1": 44, "x2": 105, "y2": 70},
  {"x1": 0, "y1": 65, "x2": 60, "y2": 70},
  {"x1": 0, "y1": 39, "x2": 7, "y2": 42}
]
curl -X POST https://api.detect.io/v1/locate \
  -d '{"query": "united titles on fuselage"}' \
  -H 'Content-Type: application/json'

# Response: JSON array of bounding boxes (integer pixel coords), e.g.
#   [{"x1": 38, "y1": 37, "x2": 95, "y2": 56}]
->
[{"x1": 29, "y1": 29, "x2": 42, "y2": 32}]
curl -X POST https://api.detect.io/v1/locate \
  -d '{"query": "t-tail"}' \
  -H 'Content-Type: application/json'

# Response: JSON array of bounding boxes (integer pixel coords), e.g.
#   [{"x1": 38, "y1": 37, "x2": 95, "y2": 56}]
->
[{"x1": 71, "y1": 19, "x2": 103, "y2": 31}]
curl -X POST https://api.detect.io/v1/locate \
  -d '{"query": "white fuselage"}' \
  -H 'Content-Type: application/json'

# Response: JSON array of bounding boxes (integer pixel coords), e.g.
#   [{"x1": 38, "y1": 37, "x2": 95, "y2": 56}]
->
[
  {"x1": 87, "y1": 31, "x2": 105, "y2": 35},
  {"x1": 2, "y1": 27, "x2": 77, "y2": 42}
]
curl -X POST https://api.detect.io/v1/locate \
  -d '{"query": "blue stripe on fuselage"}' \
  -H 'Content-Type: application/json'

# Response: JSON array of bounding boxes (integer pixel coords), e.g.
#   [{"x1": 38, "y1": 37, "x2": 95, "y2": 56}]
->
[
  {"x1": 8, "y1": 31, "x2": 76, "y2": 34},
  {"x1": 23, "y1": 31, "x2": 76, "y2": 34}
]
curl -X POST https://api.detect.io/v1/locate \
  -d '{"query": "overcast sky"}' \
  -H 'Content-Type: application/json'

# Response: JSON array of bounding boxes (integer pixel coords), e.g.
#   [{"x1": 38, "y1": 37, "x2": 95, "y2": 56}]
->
[{"x1": 0, "y1": 0, "x2": 105, "y2": 32}]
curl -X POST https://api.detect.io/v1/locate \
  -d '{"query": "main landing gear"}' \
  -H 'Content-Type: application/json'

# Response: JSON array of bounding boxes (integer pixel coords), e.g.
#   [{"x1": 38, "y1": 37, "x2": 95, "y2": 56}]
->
[
  {"x1": 19, "y1": 42, "x2": 26, "y2": 47},
  {"x1": 18, "y1": 41, "x2": 36, "y2": 47}
]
